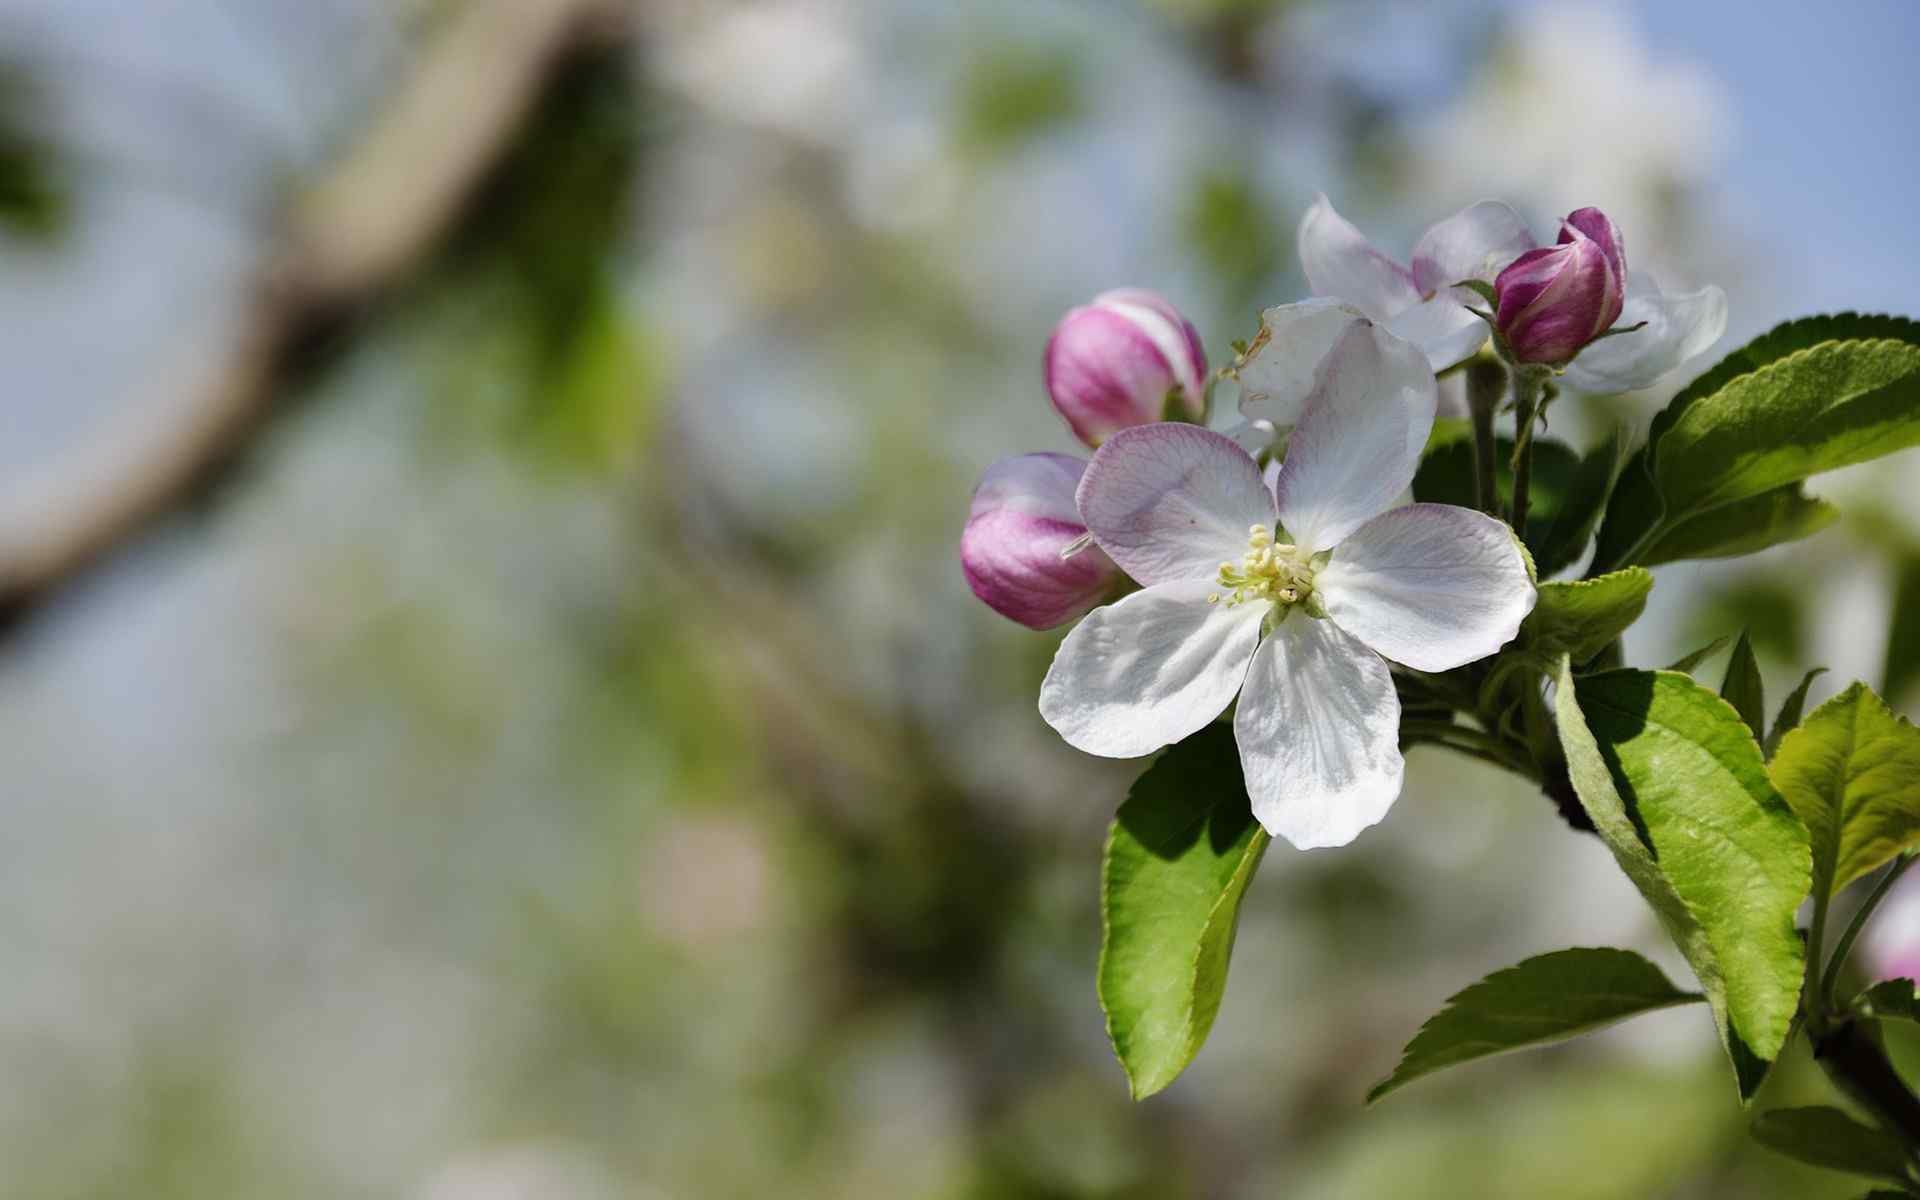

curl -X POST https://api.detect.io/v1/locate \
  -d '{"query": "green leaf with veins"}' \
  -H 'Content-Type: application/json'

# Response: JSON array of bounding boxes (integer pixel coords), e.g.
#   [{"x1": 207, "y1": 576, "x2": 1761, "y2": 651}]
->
[
  {"x1": 1552, "y1": 659, "x2": 1811, "y2": 1100},
  {"x1": 1367, "y1": 947, "x2": 1701, "y2": 1104},
  {"x1": 1770, "y1": 682, "x2": 1920, "y2": 904},
  {"x1": 1720, "y1": 632, "x2": 1767, "y2": 743},
  {"x1": 1592, "y1": 314, "x2": 1920, "y2": 573},
  {"x1": 1100, "y1": 725, "x2": 1269, "y2": 1099},
  {"x1": 1519, "y1": 568, "x2": 1652, "y2": 665},
  {"x1": 1639, "y1": 482, "x2": 1838, "y2": 566},
  {"x1": 1766, "y1": 668, "x2": 1829, "y2": 760},
  {"x1": 1750, "y1": 1106, "x2": 1920, "y2": 1188}
]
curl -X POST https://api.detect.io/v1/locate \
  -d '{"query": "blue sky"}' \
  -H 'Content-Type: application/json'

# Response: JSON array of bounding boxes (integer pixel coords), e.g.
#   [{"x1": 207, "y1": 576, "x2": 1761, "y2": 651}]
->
[{"x1": 1630, "y1": 0, "x2": 1920, "y2": 325}]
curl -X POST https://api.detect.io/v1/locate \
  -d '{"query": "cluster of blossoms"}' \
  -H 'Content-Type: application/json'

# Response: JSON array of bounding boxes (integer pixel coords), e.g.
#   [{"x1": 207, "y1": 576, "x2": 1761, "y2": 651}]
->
[{"x1": 962, "y1": 198, "x2": 1726, "y2": 849}]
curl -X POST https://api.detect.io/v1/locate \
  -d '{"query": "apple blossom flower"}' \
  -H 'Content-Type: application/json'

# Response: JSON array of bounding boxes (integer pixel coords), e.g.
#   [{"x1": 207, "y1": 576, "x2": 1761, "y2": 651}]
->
[
  {"x1": 1038, "y1": 314, "x2": 1536, "y2": 848},
  {"x1": 1298, "y1": 194, "x2": 1536, "y2": 372},
  {"x1": 1494, "y1": 207, "x2": 1626, "y2": 365},
  {"x1": 1303, "y1": 196, "x2": 1727, "y2": 392},
  {"x1": 1044, "y1": 289, "x2": 1207, "y2": 447},
  {"x1": 961, "y1": 452, "x2": 1120, "y2": 630}
]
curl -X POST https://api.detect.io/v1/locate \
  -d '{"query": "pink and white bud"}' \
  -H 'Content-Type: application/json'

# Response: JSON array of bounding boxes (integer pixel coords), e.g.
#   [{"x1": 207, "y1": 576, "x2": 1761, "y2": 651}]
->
[
  {"x1": 1043, "y1": 289, "x2": 1206, "y2": 447},
  {"x1": 961, "y1": 453, "x2": 1120, "y2": 630},
  {"x1": 1493, "y1": 208, "x2": 1627, "y2": 365}
]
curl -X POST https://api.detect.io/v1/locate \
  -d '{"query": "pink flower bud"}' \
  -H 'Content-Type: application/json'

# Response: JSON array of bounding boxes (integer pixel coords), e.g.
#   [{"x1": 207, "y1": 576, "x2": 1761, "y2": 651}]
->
[
  {"x1": 1493, "y1": 208, "x2": 1627, "y2": 365},
  {"x1": 961, "y1": 453, "x2": 1119, "y2": 630},
  {"x1": 1043, "y1": 289, "x2": 1207, "y2": 447}
]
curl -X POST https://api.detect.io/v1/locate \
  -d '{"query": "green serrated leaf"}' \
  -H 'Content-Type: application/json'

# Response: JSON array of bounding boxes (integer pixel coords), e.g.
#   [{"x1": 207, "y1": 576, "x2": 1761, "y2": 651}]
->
[
  {"x1": 1592, "y1": 314, "x2": 1920, "y2": 573},
  {"x1": 1766, "y1": 668, "x2": 1829, "y2": 760},
  {"x1": 1099, "y1": 725, "x2": 1269, "y2": 1099},
  {"x1": 1639, "y1": 482, "x2": 1840, "y2": 566},
  {"x1": 1552, "y1": 659, "x2": 1812, "y2": 1100},
  {"x1": 1367, "y1": 947, "x2": 1701, "y2": 1104},
  {"x1": 1720, "y1": 632, "x2": 1767, "y2": 743},
  {"x1": 1771, "y1": 682, "x2": 1920, "y2": 903},
  {"x1": 1667, "y1": 636, "x2": 1732, "y2": 677},
  {"x1": 1854, "y1": 978, "x2": 1920, "y2": 1023},
  {"x1": 1533, "y1": 426, "x2": 1632, "y2": 578},
  {"x1": 1751, "y1": 1106, "x2": 1920, "y2": 1187},
  {"x1": 1519, "y1": 568, "x2": 1653, "y2": 665}
]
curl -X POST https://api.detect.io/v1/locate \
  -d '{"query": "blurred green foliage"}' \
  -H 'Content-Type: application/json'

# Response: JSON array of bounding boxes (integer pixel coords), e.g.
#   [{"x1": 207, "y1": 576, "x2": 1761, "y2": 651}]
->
[
  {"x1": 1181, "y1": 167, "x2": 1284, "y2": 314},
  {"x1": 956, "y1": 41, "x2": 1084, "y2": 156},
  {"x1": 0, "y1": 64, "x2": 65, "y2": 239}
]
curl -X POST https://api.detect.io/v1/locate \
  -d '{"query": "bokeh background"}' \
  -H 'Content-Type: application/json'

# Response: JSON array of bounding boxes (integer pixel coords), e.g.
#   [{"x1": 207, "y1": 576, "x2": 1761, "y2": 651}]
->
[{"x1": 1, "y1": 1, "x2": 1917, "y2": 1196}]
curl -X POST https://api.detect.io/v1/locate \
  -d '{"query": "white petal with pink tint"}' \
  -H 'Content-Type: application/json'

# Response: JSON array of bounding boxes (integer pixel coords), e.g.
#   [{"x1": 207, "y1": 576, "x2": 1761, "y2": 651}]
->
[
  {"x1": 1235, "y1": 612, "x2": 1404, "y2": 849},
  {"x1": 1298, "y1": 195, "x2": 1421, "y2": 323},
  {"x1": 1316, "y1": 503, "x2": 1535, "y2": 672},
  {"x1": 1235, "y1": 299, "x2": 1367, "y2": 431},
  {"x1": 1271, "y1": 320, "x2": 1436, "y2": 551},
  {"x1": 1077, "y1": 424, "x2": 1277, "y2": 588},
  {"x1": 1410, "y1": 201, "x2": 1537, "y2": 296},
  {"x1": 1039, "y1": 580, "x2": 1267, "y2": 758},
  {"x1": 1384, "y1": 295, "x2": 1490, "y2": 374}
]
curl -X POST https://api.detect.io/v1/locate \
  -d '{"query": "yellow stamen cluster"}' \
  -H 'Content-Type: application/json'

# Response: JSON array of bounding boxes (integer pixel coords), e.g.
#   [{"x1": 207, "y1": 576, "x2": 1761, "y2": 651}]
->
[{"x1": 1207, "y1": 524, "x2": 1315, "y2": 609}]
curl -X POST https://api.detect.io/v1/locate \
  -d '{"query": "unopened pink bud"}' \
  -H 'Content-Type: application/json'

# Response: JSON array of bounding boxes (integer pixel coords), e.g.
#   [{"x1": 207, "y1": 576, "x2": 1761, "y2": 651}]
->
[
  {"x1": 1043, "y1": 289, "x2": 1207, "y2": 447},
  {"x1": 960, "y1": 453, "x2": 1119, "y2": 630},
  {"x1": 1493, "y1": 208, "x2": 1626, "y2": 365}
]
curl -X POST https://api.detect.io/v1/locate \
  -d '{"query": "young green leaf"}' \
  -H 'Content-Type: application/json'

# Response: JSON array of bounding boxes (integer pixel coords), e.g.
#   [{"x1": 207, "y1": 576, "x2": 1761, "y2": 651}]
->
[
  {"x1": 1766, "y1": 668, "x2": 1829, "y2": 759},
  {"x1": 1592, "y1": 314, "x2": 1920, "y2": 573},
  {"x1": 1720, "y1": 632, "x2": 1767, "y2": 742},
  {"x1": 1667, "y1": 636, "x2": 1731, "y2": 677},
  {"x1": 1367, "y1": 947, "x2": 1701, "y2": 1104},
  {"x1": 1519, "y1": 568, "x2": 1653, "y2": 665},
  {"x1": 1639, "y1": 482, "x2": 1838, "y2": 566},
  {"x1": 1552, "y1": 659, "x2": 1812, "y2": 1100},
  {"x1": 1750, "y1": 1106, "x2": 1920, "y2": 1187},
  {"x1": 1854, "y1": 978, "x2": 1920, "y2": 1024},
  {"x1": 1100, "y1": 725, "x2": 1269, "y2": 1099},
  {"x1": 1770, "y1": 682, "x2": 1920, "y2": 904}
]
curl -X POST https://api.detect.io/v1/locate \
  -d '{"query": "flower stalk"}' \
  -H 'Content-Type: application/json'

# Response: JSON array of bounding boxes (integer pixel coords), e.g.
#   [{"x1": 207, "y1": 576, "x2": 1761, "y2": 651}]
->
[
  {"x1": 1507, "y1": 365, "x2": 1550, "y2": 537},
  {"x1": 1464, "y1": 358, "x2": 1506, "y2": 517}
]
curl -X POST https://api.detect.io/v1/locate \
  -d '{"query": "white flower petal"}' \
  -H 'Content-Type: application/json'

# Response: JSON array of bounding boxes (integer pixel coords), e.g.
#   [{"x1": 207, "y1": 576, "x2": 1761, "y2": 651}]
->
[
  {"x1": 968, "y1": 451, "x2": 1087, "y2": 524},
  {"x1": 1077, "y1": 424, "x2": 1277, "y2": 587},
  {"x1": 1039, "y1": 580, "x2": 1267, "y2": 758},
  {"x1": 1315, "y1": 503, "x2": 1536, "y2": 672},
  {"x1": 1384, "y1": 294, "x2": 1491, "y2": 373},
  {"x1": 1409, "y1": 200, "x2": 1537, "y2": 295},
  {"x1": 1271, "y1": 319, "x2": 1437, "y2": 552},
  {"x1": 1559, "y1": 272, "x2": 1729, "y2": 393},
  {"x1": 1297, "y1": 195, "x2": 1421, "y2": 322},
  {"x1": 1235, "y1": 299, "x2": 1368, "y2": 430},
  {"x1": 1235, "y1": 612, "x2": 1403, "y2": 849}
]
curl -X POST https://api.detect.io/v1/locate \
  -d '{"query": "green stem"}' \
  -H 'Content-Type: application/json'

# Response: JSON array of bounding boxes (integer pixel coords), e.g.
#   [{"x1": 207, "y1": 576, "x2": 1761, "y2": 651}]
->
[
  {"x1": 1507, "y1": 367, "x2": 1546, "y2": 537},
  {"x1": 1806, "y1": 889, "x2": 1834, "y2": 1039},
  {"x1": 1822, "y1": 853, "x2": 1920, "y2": 1011},
  {"x1": 1465, "y1": 359, "x2": 1506, "y2": 517},
  {"x1": 1400, "y1": 718, "x2": 1537, "y2": 778}
]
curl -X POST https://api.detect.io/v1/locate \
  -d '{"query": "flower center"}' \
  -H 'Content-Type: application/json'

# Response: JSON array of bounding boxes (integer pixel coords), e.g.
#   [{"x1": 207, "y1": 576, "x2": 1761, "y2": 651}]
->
[{"x1": 1208, "y1": 524, "x2": 1316, "y2": 610}]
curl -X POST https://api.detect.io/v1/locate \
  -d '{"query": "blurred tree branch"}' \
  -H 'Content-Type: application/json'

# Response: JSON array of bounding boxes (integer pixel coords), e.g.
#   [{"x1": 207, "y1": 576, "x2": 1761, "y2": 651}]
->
[{"x1": 0, "y1": 0, "x2": 628, "y2": 635}]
